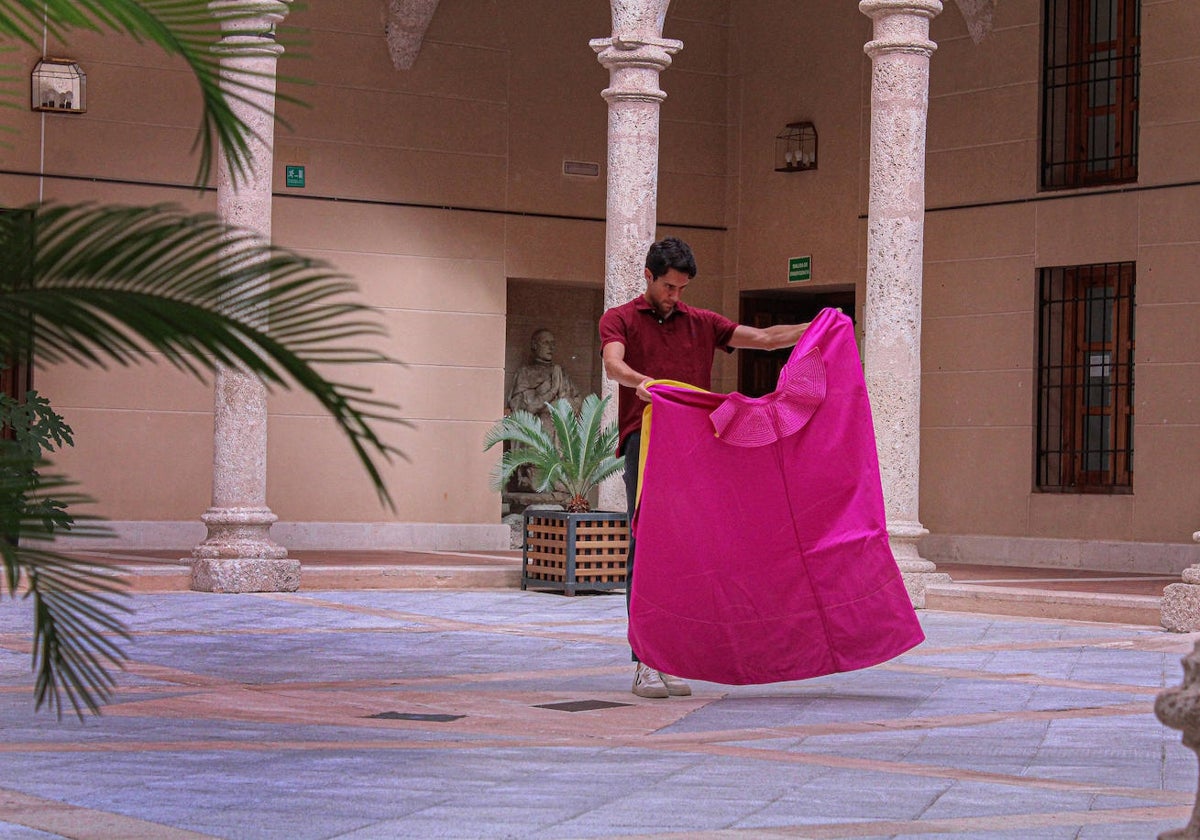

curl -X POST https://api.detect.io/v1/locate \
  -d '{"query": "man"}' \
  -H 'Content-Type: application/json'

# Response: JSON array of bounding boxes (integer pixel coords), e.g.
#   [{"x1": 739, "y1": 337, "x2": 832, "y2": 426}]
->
[{"x1": 599, "y1": 237, "x2": 811, "y2": 699}]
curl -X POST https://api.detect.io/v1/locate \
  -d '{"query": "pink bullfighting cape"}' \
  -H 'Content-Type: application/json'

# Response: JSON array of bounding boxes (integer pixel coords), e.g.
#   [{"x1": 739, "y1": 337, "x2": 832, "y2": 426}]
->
[{"x1": 628, "y1": 307, "x2": 924, "y2": 685}]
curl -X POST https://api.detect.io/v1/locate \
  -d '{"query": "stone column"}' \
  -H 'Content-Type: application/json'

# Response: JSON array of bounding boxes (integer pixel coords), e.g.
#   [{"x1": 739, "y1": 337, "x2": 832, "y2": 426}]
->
[
  {"x1": 860, "y1": 0, "x2": 949, "y2": 606},
  {"x1": 190, "y1": 0, "x2": 299, "y2": 593},
  {"x1": 590, "y1": 0, "x2": 681, "y2": 513},
  {"x1": 1161, "y1": 531, "x2": 1200, "y2": 632}
]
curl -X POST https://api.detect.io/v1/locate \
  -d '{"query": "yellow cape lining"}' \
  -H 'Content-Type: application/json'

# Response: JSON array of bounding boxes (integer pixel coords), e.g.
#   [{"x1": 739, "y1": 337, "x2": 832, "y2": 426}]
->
[{"x1": 635, "y1": 379, "x2": 711, "y2": 509}]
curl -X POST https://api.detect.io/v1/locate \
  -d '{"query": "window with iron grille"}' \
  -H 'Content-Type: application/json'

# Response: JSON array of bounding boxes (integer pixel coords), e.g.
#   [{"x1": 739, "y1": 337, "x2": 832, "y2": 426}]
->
[
  {"x1": 1041, "y1": 0, "x2": 1139, "y2": 189},
  {"x1": 1036, "y1": 263, "x2": 1134, "y2": 492}
]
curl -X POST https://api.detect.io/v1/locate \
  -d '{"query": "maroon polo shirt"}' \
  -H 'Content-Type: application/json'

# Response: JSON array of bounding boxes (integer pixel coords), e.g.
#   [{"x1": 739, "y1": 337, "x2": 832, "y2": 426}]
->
[{"x1": 599, "y1": 296, "x2": 737, "y2": 453}]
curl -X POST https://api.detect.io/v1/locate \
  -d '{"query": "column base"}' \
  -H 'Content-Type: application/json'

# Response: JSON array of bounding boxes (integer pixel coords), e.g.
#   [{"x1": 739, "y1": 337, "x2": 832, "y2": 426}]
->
[
  {"x1": 889, "y1": 521, "x2": 950, "y2": 608},
  {"x1": 898, "y1": 560, "x2": 952, "y2": 609},
  {"x1": 190, "y1": 557, "x2": 301, "y2": 593},
  {"x1": 189, "y1": 506, "x2": 293, "y2": 592}
]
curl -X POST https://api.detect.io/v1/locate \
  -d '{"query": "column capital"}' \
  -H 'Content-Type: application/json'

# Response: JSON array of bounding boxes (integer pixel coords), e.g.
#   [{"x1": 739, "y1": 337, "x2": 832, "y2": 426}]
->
[
  {"x1": 859, "y1": 0, "x2": 943, "y2": 19},
  {"x1": 590, "y1": 36, "x2": 683, "y2": 71},
  {"x1": 860, "y1": 0, "x2": 942, "y2": 58},
  {"x1": 209, "y1": 0, "x2": 291, "y2": 22},
  {"x1": 209, "y1": 0, "x2": 290, "y2": 46},
  {"x1": 590, "y1": 37, "x2": 682, "y2": 104}
]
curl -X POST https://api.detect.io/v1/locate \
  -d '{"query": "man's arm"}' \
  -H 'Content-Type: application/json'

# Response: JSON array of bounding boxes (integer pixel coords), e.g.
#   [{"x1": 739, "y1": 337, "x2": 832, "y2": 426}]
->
[
  {"x1": 601, "y1": 341, "x2": 654, "y2": 402},
  {"x1": 728, "y1": 321, "x2": 811, "y2": 352}
]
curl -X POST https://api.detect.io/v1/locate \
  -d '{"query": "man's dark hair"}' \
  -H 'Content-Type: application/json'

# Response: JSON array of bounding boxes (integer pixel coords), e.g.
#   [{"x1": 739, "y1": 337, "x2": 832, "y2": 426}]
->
[{"x1": 645, "y1": 237, "x2": 696, "y2": 279}]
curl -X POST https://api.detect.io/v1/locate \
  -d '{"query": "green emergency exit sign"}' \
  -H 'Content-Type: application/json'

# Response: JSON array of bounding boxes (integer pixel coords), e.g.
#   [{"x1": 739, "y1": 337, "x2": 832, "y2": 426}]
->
[
  {"x1": 788, "y1": 255, "x2": 812, "y2": 283},
  {"x1": 285, "y1": 165, "x2": 305, "y2": 188}
]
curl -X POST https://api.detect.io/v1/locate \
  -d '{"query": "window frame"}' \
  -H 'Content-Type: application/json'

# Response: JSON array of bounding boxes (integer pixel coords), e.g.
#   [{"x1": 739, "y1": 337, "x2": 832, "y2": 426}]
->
[
  {"x1": 1035, "y1": 262, "x2": 1135, "y2": 493},
  {"x1": 1041, "y1": 0, "x2": 1140, "y2": 190}
]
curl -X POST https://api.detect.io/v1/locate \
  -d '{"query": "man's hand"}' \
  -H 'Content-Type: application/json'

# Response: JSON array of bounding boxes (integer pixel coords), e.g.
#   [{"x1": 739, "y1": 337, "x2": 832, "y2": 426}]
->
[{"x1": 635, "y1": 377, "x2": 653, "y2": 402}]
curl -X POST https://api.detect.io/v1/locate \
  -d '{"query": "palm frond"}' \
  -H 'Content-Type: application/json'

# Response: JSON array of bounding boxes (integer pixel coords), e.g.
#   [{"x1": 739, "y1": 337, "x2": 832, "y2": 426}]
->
[
  {"x1": 0, "y1": 451, "x2": 129, "y2": 719},
  {"x1": 0, "y1": 203, "x2": 404, "y2": 507},
  {"x1": 483, "y1": 409, "x2": 558, "y2": 491}
]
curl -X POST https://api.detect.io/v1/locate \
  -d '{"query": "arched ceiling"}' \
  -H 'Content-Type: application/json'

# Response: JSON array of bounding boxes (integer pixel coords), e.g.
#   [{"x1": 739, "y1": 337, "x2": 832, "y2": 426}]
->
[{"x1": 383, "y1": 0, "x2": 997, "y2": 73}]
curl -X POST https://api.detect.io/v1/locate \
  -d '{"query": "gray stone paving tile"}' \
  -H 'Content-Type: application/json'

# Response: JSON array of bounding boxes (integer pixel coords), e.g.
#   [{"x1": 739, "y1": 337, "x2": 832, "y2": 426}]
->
[
  {"x1": 891, "y1": 822, "x2": 1186, "y2": 840},
  {"x1": 118, "y1": 629, "x2": 573, "y2": 684},
  {"x1": 337, "y1": 815, "x2": 538, "y2": 840},
  {"x1": 1078, "y1": 820, "x2": 1191, "y2": 838},
  {"x1": 660, "y1": 679, "x2": 934, "y2": 733},
  {"x1": 180, "y1": 811, "x2": 376, "y2": 840},
  {"x1": 731, "y1": 769, "x2": 951, "y2": 827},
  {"x1": 953, "y1": 647, "x2": 1168, "y2": 688},
  {"x1": 0, "y1": 712, "x2": 499, "y2": 746},
  {"x1": 919, "y1": 612, "x2": 1154, "y2": 645},
  {"x1": 918, "y1": 782, "x2": 1136, "y2": 820},
  {"x1": 796, "y1": 720, "x2": 1052, "y2": 772},
  {"x1": 122, "y1": 593, "x2": 413, "y2": 632},
  {"x1": 890, "y1": 830, "x2": 1080, "y2": 839},
  {"x1": 0, "y1": 826, "x2": 62, "y2": 839}
]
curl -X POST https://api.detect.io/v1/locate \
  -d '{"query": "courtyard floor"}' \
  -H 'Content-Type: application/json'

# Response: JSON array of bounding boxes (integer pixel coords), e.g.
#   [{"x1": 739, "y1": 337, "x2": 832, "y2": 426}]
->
[{"x1": 2, "y1": 573, "x2": 1199, "y2": 839}]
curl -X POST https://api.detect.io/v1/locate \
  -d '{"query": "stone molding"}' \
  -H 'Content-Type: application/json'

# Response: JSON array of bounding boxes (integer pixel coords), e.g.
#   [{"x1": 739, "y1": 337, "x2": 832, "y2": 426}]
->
[
  {"x1": 54, "y1": 521, "x2": 512, "y2": 552},
  {"x1": 922, "y1": 533, "x2": 1200, "y2": 575}
]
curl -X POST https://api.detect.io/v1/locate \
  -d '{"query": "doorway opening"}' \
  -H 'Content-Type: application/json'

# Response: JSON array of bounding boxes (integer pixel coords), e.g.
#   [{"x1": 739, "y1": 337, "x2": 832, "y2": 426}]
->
[{"x1": 738, "y1": 286, "x2": 855, "y2": 397}]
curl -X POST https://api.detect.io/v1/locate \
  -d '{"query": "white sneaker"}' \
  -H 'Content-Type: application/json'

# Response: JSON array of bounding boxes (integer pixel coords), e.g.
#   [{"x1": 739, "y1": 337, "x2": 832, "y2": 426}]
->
[
  {"x1": 632, "y1": 663, "x2": 669, "y2": 698},
  {"x1": 658, "y1": 672, "x2": 691, "y2": 696}
]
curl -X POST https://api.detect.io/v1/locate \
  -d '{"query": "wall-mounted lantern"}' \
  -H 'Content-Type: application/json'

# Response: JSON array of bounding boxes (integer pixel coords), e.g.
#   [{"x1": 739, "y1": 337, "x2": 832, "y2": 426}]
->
[
  {"x1": 31, "y1": 58, "x2": 86, "y2": 114},
  {"x1": 775, "y1": 121, "x2": 817, "y2": 172}
]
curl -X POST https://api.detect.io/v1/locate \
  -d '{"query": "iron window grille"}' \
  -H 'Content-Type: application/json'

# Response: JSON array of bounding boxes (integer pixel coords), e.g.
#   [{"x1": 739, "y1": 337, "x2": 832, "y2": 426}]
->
[
  {"x1": 1041, "y1": 0, "x2": 1139, "y2": 189},
  {"x1": 1036, "y1": 262, "x2": 1135, "y2": 492}
]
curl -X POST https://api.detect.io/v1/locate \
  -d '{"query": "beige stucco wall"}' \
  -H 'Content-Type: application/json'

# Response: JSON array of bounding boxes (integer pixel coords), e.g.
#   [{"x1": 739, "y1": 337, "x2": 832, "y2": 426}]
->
[{"x1": 916, "y1": 0, "x2": 1200, "y2": 552}]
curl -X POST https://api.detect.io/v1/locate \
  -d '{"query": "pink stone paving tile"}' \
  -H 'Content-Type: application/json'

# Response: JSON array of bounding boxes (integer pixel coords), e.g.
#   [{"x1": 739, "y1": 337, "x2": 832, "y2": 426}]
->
[
  {"x1": 600, "y1": 806, "x2": 1193, "y2": 839},
  {"x1": 0, "y1": 789, "x2": 216, "y2": 839}
]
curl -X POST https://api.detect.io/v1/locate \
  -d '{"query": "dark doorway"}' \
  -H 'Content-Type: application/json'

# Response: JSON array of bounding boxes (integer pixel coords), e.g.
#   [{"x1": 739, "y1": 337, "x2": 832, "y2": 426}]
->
[
  {"x1": 1, "y1": 206, "x2": 35, "y2": 434},
  {"x1": 738, "y1": 287, "x2": 855, "y2": 397}
]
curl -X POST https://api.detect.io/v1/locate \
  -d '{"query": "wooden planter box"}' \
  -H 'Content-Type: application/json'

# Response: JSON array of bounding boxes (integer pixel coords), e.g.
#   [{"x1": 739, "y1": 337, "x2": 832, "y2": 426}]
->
[{"x1": 521, "y1": 509, "x2": 629, "y2": 595}]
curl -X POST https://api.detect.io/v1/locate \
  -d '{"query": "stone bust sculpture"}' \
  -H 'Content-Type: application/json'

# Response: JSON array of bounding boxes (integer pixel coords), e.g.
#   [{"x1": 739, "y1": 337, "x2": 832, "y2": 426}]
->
[{"x1": 507, "y1": 328, "x2": 581, "y2": 427}]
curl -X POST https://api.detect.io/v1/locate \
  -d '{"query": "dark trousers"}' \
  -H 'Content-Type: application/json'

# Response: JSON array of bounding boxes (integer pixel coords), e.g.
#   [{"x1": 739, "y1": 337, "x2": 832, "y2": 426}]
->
[{"x1": 622, "y1": 432, "x2": 641, "y2": 662}]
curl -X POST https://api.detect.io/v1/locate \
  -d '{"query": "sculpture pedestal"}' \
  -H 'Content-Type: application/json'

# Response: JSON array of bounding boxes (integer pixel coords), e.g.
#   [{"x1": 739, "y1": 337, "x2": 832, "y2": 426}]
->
[{"x1": 1155, "y1": 640, "x2": 1200, "y2": 838}]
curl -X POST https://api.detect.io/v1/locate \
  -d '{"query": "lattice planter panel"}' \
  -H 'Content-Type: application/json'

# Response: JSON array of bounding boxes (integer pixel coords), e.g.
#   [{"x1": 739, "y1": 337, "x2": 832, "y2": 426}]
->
[{"x1": 522, "y1": 509, "x2": 629, "y2": 595}]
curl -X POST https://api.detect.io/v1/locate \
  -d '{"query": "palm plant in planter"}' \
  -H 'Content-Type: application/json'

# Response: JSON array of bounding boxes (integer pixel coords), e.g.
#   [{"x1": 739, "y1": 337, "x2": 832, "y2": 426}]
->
[
  {"x1": 484, "y1": 394, "x2": 628, "y2": 594},
  {"x1": 483, "y1": 393, "x2": 622, "y2": 512}
]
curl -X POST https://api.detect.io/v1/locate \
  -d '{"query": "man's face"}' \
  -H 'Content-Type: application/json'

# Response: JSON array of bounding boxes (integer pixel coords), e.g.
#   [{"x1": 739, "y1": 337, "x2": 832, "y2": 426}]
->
[
  {"x1": 644, "y1": 268, "x2": 691, "y2": 319},
  {"x1": 532, "y1": 332, "x2": 555, "y2": 363}
]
